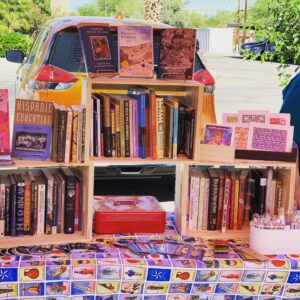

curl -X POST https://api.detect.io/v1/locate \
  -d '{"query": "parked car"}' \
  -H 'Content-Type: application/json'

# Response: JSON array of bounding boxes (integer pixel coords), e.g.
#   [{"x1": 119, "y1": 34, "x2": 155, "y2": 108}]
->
[
  {"x1": 6, "y1": 16, "x2": 215, "y2": 107},
  {"x1": 240, "y1": 39, "x2": 275, "y2": 56}
]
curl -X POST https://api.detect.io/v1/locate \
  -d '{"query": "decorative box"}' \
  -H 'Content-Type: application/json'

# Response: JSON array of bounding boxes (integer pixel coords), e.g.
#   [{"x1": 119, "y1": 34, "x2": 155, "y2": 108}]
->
[{"x1": 94, "y1": 195, "x2": 166, "y2": 234}]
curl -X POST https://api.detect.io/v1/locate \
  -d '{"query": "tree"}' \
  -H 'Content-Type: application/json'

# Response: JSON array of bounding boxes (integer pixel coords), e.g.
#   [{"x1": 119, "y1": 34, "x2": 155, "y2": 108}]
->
[
  {"x1": 144, "y1": 0, "x2": 162, "y2": 22},
  {"x1": 160, "y1": 0, "x2": 190, "y2": 27},
  {"x1": 204, "y1": 11, "x2": 235, "y2": 28},
  {"x1": 33, "y1": 0, "x2": 51, "y2": 16}
]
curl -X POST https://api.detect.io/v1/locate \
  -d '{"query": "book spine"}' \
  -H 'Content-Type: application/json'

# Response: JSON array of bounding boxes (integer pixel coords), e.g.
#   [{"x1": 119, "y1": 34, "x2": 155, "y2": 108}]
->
[
  {"x1": 216, "y1": 177, "x2": 225, "y2": 230},
  {"x1": 9, "y1": 180, "x2": 16, "y2": 237},
  {"x1": 269, "y1": 179, "x2": 276, "y2": 216},
  {"x1": 259, "y1": 177, "x2": 267, "y2": 215},
  {"x1": 189, "y1": 176, "x2": 200, "y2": 230},
  {"x1": 0, "y1": 183, "x2": 5, "y2": 237},
  {"x1": 207, "y1": 177, "x2": 219, "y2": 231},
  {"x1": 23, "y1": 180, "x2": 31, "y2": 235},
  {"x1": 156, "y1": 97, "x2": 164, "y2": 159},
  {"x1": 187, "y1": 111, "x2": 195, "y2": 159},
  {"x1": 37, "y1": 183, "x2": 45, "y2": 235},
  {"x1": 233, "y1": 178, "x2": 240, "y2": 230},
  {"x1": 150, "y1": 92, "x2": 157, "y2": 159},
  {"x1": 132, "y1": 100, "x2": 139, "y2": 158},
  {"x1": 51, "y1": 106, "x2": 60, "y2": 161},
  {"x1": 197, "y1": 178, "x2": 205, "y2": 230},
  {"x1": 81, "y1": 106, "x2": 86, "y2": 162},
  {"x1": 56, "y1": 177, "x2": 62, "y2": 234},
  {"x1": 229, "y1": 177, "x2": 235, "y2": 230},
  {"x1": 64, "y1": 175, "x2": 76, "y2": 234},
  {"x1": 145, "y1": 92, "x2": 151, "y2": 158},
  {"x1": 138, "y1": 95, "x2": 146, "y2": 158},
  {"x1": 172, "y1": 105, "x2": 179, "y2": 159},
  {"x1": 52, "y1": 180, "x2": 58, "y2": 234},
  {"x1": 64, "y1": 109, "x2": 73, "y2": 163},
  {"x1": 244, "y1": 178, "x2": 254, "y2": 223},
  {"x1": 57, "y1": 110, "x2": 67, "y2": 162},
  {"x1": 93, "y1": 98, "x2": 99, "y2": 157},
  {"x1": 111, "y1": 105, "x2": 116, "y2": 157},
  {"x1": 124, "y1": 100, "x2": 130, "y2": 157},
  {"x1": 237, "y1": 177, "x2": 246, "y2": 230},
  {"x1": 222, "y1": 178, "x2": 232, "y2": 233},
  {"x1": 77, "y1": 109, "x2": 83, "y2": 162},
  {"x1": 178, "y1": 107, "x2": 185, "y2": 154},
  {"x1": 113, "y1": 103, "x2": 121, "y2": 157},
  {"x1": 202, "y1": 178, "x2": 210, "y2": 230},
  {"x1": 16, "y1": 180, "x2": 25, "y2": 236},
  {"x1": 129, "y1": 99, "x2": 134, "y2": 157},
  {"x1": 71, "y1": 109, "x2": 79, "y2": 162},
  {"x1": 4, "y1": 185, "x2": 10, "y2": 236},
  {"x1": 265, "y1": 167, "x2": 273, "y2": 214},
  {"x1": 90, "y1": 98, "x2": 94, "y2": 157},
  {"x1": 275, "y1": 180, "x2": 283, "y2": 214},
  {"x1": 119, "y1": 100, "x2": 125, "y2": 157},
  {"x1": 29, "y1": 179, "x2": 35, "y2": 235},
  {"x1": 74, "y1": 179, "x2": 80, "y2": 231},
  {"x1": 103, "y1": 95, "x2": 112, "y2": 157}
]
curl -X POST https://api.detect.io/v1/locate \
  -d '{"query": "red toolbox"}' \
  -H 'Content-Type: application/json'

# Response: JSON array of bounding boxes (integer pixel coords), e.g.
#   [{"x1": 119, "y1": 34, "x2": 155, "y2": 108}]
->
[{"x1": 94, "y1": 195, "x2": 166, "y2": 234}]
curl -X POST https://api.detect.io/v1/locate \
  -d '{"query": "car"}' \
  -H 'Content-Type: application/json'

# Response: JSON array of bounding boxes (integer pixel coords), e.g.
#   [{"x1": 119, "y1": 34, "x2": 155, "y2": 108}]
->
[
  {"x1": 240, "y1": 39, "x2": 275, "y2": 56},
  {"x1": 6, "y1": 16, "x2": 215, "y2": 107}
]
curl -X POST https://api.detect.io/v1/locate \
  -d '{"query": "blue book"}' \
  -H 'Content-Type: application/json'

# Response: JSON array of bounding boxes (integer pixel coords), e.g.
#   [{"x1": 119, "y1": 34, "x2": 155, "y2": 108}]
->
[
  {"x1": 128, "y1": 89, "x2": 146, "y2": 158},
  {"x1": 78, "y1": 23, "x2": 118, "y2": 77}
]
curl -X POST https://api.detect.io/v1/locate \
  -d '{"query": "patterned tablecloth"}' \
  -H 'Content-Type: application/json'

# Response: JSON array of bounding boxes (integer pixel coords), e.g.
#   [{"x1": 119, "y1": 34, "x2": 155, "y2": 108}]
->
[{"x1": 1, "y1": 214, "x2": 300, "y2": 300}]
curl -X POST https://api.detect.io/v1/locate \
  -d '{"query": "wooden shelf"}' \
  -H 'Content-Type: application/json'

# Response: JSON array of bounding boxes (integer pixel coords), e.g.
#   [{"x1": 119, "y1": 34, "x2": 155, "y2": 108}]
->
[{"x1": 185, "y1": 228, "x2": 250, "y2": 239}]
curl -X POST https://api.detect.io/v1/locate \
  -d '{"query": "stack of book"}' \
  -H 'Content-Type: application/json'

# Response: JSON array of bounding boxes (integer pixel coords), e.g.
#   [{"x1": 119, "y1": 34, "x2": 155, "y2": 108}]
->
[
  {"x1": 187, "y1": 167, "x2": 284, "y2": 232},
  {"x1": 0, "y1": 167, "x2": 83, "y2": 237},
  {"x1": 91, "y1": 91, "x2": 195, "y2": 159}
]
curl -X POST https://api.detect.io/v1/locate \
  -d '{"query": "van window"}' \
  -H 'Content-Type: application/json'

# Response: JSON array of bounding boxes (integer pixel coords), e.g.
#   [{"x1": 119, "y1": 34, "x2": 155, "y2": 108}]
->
[
  {"x1": 27, "y1": 27, "x2": 49, "y2": 64},
  {"x1": 49, "y1": 30, "x2": 86, "y2": 73}
]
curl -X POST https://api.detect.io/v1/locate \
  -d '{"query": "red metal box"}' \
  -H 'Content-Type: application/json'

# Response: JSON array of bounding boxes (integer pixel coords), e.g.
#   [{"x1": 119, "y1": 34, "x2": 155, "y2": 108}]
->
[{"x1": 94, "y1": 195, "x2": 166, "y2": 234}]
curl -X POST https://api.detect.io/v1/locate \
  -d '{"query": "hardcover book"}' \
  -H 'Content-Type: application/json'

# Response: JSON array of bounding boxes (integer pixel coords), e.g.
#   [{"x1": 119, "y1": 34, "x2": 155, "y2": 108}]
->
[
  {"x1": 12, "y1": 99, "x2": 53, "y2": 160},
  {"x1": 118, "y1": 26, "x2": 154, "y2": 78},
  {"x1": 157, "y1": 28, "x2": 196, "y2": 80},
  {"x1": 78, "y1": 23, "x2": 118, "y2": 77}
]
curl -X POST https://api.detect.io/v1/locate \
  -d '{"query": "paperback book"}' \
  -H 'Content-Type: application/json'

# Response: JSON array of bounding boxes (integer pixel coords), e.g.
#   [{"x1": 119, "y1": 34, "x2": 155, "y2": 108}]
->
[
  {"x1": 78, "y1": 23, "x2": 118, "y2": 77},
  {"x1": 12, "y1": 99, "x2": 53, "y2": 160},
  {"x1": 118, "y1": 25, "x2": 154, "y2": 78},
  {"x1": 203, "y1": 124, "x2": 234, "y2": 146}
]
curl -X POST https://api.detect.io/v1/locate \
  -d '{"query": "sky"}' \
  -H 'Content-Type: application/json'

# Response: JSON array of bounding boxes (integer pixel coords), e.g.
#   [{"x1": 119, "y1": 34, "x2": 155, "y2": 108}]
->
[{"x1": 69, "y1": 0, "x2": 256, "y2": 15}]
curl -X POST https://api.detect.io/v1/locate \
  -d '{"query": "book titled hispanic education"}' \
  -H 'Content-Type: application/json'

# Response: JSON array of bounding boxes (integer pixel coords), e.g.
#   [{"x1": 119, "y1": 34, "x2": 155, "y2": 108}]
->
[
  {"x1": 78, "y1": 23, "x2": 118, "y2": 77},
  {"x1": 11, "y1": 99, "x2": 53, "y2": 160}
]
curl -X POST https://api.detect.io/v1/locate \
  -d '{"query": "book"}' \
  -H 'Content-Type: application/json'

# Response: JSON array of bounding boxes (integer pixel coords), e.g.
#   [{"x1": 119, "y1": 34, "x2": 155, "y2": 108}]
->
[
  {"x1": 232, "y1": 124, "x2": 249, "y2": 150},
  {"x1": 51, "y1": 103, "x2": 60, "y2": 162},
  {"x1": 157, "y1": 28, "x2": 196, "y2": 80},
  {"x1": 15, "y1": 174, "x2": 25, "y2": 236},
  {"x1": 200, "y1": 169, "x2": 210, "y2": 230},
  {"x1": 0, "y1": 177, "x2": 5, "y2": 237},
  {"x1": 0, "y1": 89, "x2": 12, "y2": 164},
  {"x1": 2, "y1": 176, "x2": 11, "y2": 236},
  {"x1": 64, "y1": 108, "x2": 73, "y2": 163},
  {"x1": 197, "y1": 169, "x2": 209, "y2": 231},
  {"x1": 156, "y1": 97, "x2": 164, "y2": 159},
  {"x1": 275, "y1": 179, "x2": 284, "y2": 214},
  {"x1": 81, "y1": 105, "x2": 86, "y2": 162},
  {"x1": 56, "y1": 172, "x2": 65, "y2": 234},
  {"x1": 71, "y1": 105, "x2": 79, "y2": 162},
  {"x1": 118, "y1": 26, "x2": 154, "y2": 78},
  {"x1": 267, "y1": 113, "x2": 291, "y2": 126},
  {"x1": 208, "y1": 169, "x2": 220, "y2": 231},
  {"x1": 237, "y1": 170, "x2": 249, "y2": 230},
  {"x1": 222, "y1": 113, "x2": 238, "y2": 124},
  {"x1": 221, "y1": 171, "x2": 232, "y2": 233},
  {"x1": 203, "y1": 124, "x2": 234, "y2": 146},
  {"x1": 182, "y1": 103, "x2": 195, "y2": 159},
  {"x1": 42, "y1": 169, "x2": 54, "y2": 234},
  {"x1": 188, "y1": 168, "x2": 201, "y2": 230},
  {"x1": 22, "y1": 173, "x2": 31, "y2": 235},
  {"x1": 238, "y1": 110, "x2": 268, "y2": 124},
  {"x1": 9, "y1": 174, "x2": 17, "y2": 236},
  {"x1": 12, "y1": 99, "x2": 53, "y2": 160},
  {"x1": 35, "y1": 174, "x2": 46, "y2": 235},
  {"x1": 52, "y1": 173, "x2": 59, "y2": 235},
  {"x1": 111, "y1": 99, "x2": 121, "y2": 157},
  {"x1": 78, "y1": 23, "x2": 118, "y2": 77},
  {"x1": 27, "y1": 171, "x2": 36, "y2": 235},
  {"x1": 92, "y1": 95, "x2": 101, "y2": 157},
  {"x1": 216, "y1": 169, "x2": 225, "y2": 230},
  {"x1": 57, "y1": 106, "x2": 67, "y2": 162}
]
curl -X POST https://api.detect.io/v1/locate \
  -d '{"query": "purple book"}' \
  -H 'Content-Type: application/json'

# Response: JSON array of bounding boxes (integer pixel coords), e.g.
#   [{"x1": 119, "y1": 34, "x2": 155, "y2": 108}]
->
[{"x1": 11, "y1": 99, "x2": 53, "y2": 160}]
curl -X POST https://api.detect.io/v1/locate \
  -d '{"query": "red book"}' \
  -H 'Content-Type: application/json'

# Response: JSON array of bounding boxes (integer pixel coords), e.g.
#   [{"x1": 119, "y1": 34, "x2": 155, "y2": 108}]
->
[{"x1": 216, "y1": 170, "x2": 225, "y2": 230}]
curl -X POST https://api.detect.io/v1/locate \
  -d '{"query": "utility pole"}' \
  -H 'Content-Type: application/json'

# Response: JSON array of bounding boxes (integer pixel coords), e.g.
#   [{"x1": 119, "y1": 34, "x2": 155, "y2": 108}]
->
[
  {"x1": 235, "y1": 0, "x2": 241, "y2": 51},
  {"x1": 243, "y1": 0, "x2": 248, "y2": 43}
]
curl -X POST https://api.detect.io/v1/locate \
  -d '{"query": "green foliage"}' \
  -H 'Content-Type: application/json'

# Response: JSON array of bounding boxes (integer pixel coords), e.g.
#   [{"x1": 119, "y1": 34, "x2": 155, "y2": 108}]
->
[
  {"x1": 160, "y1": 0, "x2": 189, "y2": 27},
  {"x1": 203, "y1": 11, "x2": 235, "y2": 28},
  {"x1": 32, "y1": 0, "x2": 51, "y2": 15},
  {"x1": 0, "y1": 32, "x2": 33, "y2": 57}
]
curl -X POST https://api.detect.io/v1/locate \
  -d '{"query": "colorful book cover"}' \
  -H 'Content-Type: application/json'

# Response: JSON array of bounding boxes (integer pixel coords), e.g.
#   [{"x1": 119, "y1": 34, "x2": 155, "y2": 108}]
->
[
  {"x1": 238, "y1": 110, "x2": 268, "y2": 124},
  {"x1": 267, "y1": 113, "x2": 291, "y2": 126},
  {"x1": 0, "y1": 89, "x2": 11, "y2": 160},
  {"x1": 204, "y1": 124, "x2": 234, "y2": 146},
  {"x1": 222, "y1": 113, "x2": 239, "y2": 124},
  {"x1": 12, "y1": 99, "x2": 53, "y2": 160},
  {"x1": 233, "y1": 123, "x2": 249, "y2": 149},
  {"x1": 157, "y1": 28, "x2": 196, "y2": 80},
  {"x1": 78, "y1": 23, "x2": 117, "y2": 77},
  {"x1": 118, "y1": 26, "x2": 154, "y2": 78}
]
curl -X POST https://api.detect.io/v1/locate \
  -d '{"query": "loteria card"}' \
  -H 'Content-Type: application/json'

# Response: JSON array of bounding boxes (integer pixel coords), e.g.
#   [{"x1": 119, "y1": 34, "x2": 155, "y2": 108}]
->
[
  {"x1": 266, "y1": 271, "x2": 288, "y2": 283},
  {"x1": 123, "y1": 266, "x2": 147, "y2": 280},
  {"x1": 237, "y1": 283, "x2": 261, "y2": 295},
  {"x1": 222, "y1": 113, "x2": 238, "y2": 124},
  {"x1": 287, "y1": 271, "x2": 300, "y2": 283},
  {"x1": 284, "y1": 284, "x2": 300, "y2": 297},
  {"x1": 168, "y1": 283, "x2": 192, "y2": 294},
  {"x1": 19, "y1": 266, "x2": 45, "y2": 281},
  {"x1": 195, "y1": 270, "x2": 219, "y2": 282},
  {"x1": 267, "y1": 259, "x2": 290, "y2": 269},
  {"x1": 97, "y1": 265, "x2": 122, "y2": 280},
  {"x1": 219, "y1": 259, "x2": 243, "y2": 268},
  {"x1": 197, "y1": 259, "x2": 219, "y2": 269},
  {"x1": 46, "y1": 281, "x2": 70, "y2": 296},
  {"x1": 96, "y1": 281, "x2": 120, "y2": 294},
  {"x1": 46, "y1": 265, "x2": 71, "y2": 280},
  {"x1": 203, "y1": 124, "x2": 233, "y2": 146},
  {"x1": 171, "y1": 259, "x2": 196, "y2": 268},
  {"x1": 0, "y1": 283, "x2": 18, "y2": 297},
  {"x1": 95, "y1": 295, "x2": 118, "y2": 300},
  {"x1": 97, "y1": 258, "x2": 120, "y2": 265},
  {"x1": 247, "y1": 123, "x2": 294, "y2": 152},
  {"x1": 192, "y1": 283, "x2": 215, "y2": 294},
  {"x1": 214, "y1": 283, "x2": 238, "y2": 294},
  {"x1": 118, "y1": 26, "x2": 153, "y2": 78},
  {"x1": 171, "y1": 269, "x2": 195, "y2": 282},
  {"x1": 232, "y1": 124, "x2": 249, "y2": 149},
  {"x1": 167, "y1": 295, "x2": 189, "y2": 300},
  {"x1": 219, "y1": 270, "x2": 242, "y2": 282},
  {"x1": 267, "y1": 113, "x2": 290, "y2": 125},
  {"x1": 147, "y1": 268, "x2": 171, "y2": 281},
  {"x1": 144, "y1": 296, "x2": 166, "y2": 300},
  {"x1": 144, "y1": 282, "x2": 169, "y2": 294},
  {"x1": 120, "y1": 280, "x2": 144, "y2": 294},
  {"x1": 146, "y1": 259, "x2": 171, "y2": 267},
  {"x1": 0, "y1": 268, "x2": 18, "y2": 282},
  {"x1": 72, "y1": 297, "x2": 95, "y2": 300},
  {"x1": 19, "y1": 282, "x2": 44, "y2": 296},
  {"x1": 238, "y1": 110, "x2": 268, "y2": 124},
  {"x1": 20, "y1": 260, "x2": 45, "y2": 267},
  {"x1": 71, "y1": 281, "x2": 95, "y2": 295},
  {"x1": 119, "y1": 296, "x2": 143, "y2": 300},
  {"x1": 72, "y1": 265, "x2": 96, "y2": 279},
  {"x1": 261, "y1": 283, "x2": 284, "y2": 296},
  {"x1": 241, "y1": 270, "x2": 265, "y2": 282}
]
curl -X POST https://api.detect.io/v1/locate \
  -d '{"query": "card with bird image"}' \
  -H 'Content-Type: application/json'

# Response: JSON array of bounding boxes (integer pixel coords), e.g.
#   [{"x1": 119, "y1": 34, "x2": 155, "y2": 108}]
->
[
  {"x1": 46, "y1": 265, "x2": 71, "y2": 281},
  {"x1": 192, "y1": 283, "x2": 215, "y2": 294},
  {"x1": 97, "y1": 265, "x2": 122, "y2": 280},
  {"x1": 261, "y1": 283, "x2": 284, "y2": 296},
  {"x1": 171, "y1": 269, "x2": 195, "y2": 282},
  {"x1": 47, "y1": 259, "x2": 70, "y2": 266},
  {"x1": 19, "y1": 266, "x2": 45, "y2": 281},
  {"x1": 123, "y1": 266, "x2": 147, "y2": 280},
  {"x1": 195, "y1": 270, "x2": 219, "y2": 282},
  {"x1": 144, "y1": 282, "x2": 169, "y2": 294},
  {"x1": 19, "y1": 282, "x2": 44, "y2": 297},
  {"x1": 241, "y1": 270, "x2": 265, "y2": 282},
  {"x1": 168, "y1": 283, "x2": 193, "y2": 294},
  {"x1": 96, "y1": 281, "x2": 120, "y2": 294},
  {"x1": 0, "y1": 261, "x2": 19, "y2": 268},
  {"x1": 46, "y1": 281, "x2": 70, "y2": 296},
  {"x1": 265, "y1": 271, "x2": 288, "y2": 283},
  {"x1": 214, "y1": 283, "x2": 238, "y2": 294},
  {"x1": 0, "y1": 268, "x2": 18, "y2": 282},
  {"x1": 237, "y1": 283, "x2": 261, "y2": 295},
  {"x1": 72, "y1": 265, "x2": 96, "y2": 279},
  {"x1": 219, "y1": 270, "x2": 242, "y2": 282},
  {"x1": 71, "y1": 281, "x2": 95, "y2": 295}
]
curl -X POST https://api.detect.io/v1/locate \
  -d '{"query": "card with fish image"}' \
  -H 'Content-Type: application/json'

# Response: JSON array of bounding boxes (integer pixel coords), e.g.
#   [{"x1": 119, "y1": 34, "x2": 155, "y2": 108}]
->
[
  {"x1": 47, "y1": 253, "x2": 69, "y2": 260},
  {"x1": 241, "y1": 270, "x2": 265, "y2": 282},
  {"x1": 71, "y1": 252, "x2": 96, "y2": 259},
  {"x1": 46, "y1": 281, "x2": 70, "y2": 296},
  {"x1": 195, "y1": 270, "x2": 219, "y2": 282},
  {"x1": 218, "y1": 270, "x2": 242, "y2": 282},
  {"x1": 261, "y1": 283, "x2": 284, "y2": 296},
  {"x1": 284, "y1": 284, "x2": 300, "y2": 297},
  {"x1": 120, "y1": 280, "x2": 144, "y2": 294},
  {"x1": 71, "y1": 281, "x2": 95, "y2": 295},
  {"x1": 19, "y1": 266, "x2": 45, "y2": 281},
  {"x1": 0, "y1": 283, "x2": 18, "y2": 298},
  {"x1": 171, "y1": 269, "x2": 196, "y2": 282},
  {"x1": 265, "y1": 271, "x2": 288, "y2": 283},
  {"x1": 237, "y1": 283, "x2": 261, "y2": 295},
  {"x1": 123, "y1": 266, "x2": 147, "y2": 280},
  {"x1": 72, "y1": 265, "x2": 96, "y2": 279},
  {"x1": 144, "y1": 282, "x2": 169, "y2": 294},
  {"x1": 46, "y1": 265, "x2": 71, "y2": 280},
  {"x1": 97, "y1": 265, "x2": 122, "y2": 280},
  {"x1": 19, "y1": 282, "x2": 45, "y2": 297},
  {"x1": 215, "y1": 283, "x2": 238, "y2": 294},
  {"x1": 192, "y1": 283, "x2": 215, "y2": 294},
  {"x1": 168, "y1": 282, "x2": 193, "y2": 294},
  {"x1": 0, "y1": 267, "x2": 18, "y2": 282},
  {"x1": 96, "y1": 281, "x2": 120, "y2": 294}
]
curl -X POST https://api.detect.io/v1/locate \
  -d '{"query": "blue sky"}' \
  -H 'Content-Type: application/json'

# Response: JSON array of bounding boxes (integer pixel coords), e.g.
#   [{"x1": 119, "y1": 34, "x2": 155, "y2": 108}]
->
[{"x1": 70, "y1": 0, "x2": 256, "y2": 15}]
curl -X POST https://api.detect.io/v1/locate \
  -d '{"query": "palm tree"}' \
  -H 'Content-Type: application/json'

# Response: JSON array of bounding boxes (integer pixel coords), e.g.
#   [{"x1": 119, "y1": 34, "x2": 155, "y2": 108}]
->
[{"x1": 144, "y1": 0, "x2": 162, "y2": 22}]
